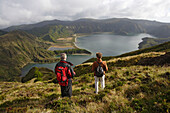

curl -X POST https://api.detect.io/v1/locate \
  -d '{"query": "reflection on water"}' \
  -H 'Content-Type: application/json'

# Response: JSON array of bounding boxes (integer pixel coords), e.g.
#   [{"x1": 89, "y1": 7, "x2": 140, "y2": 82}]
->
[
  {"x1": 21, "y1": 55, "x2": 91, "y2": 76},
  {"x1": 48, "y1": 47, "x2": 74, "y2": 51},
  {"x1": 76, "y1": 33, "x2": 155, "y2": 56},
  {"x1": 21, "y1": 33, "x2": 155, "y2": 76}
]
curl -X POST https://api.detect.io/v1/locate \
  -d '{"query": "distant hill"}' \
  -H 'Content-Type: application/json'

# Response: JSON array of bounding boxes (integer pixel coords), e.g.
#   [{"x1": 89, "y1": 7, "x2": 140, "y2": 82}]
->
[
  {"x1": 3, "y1": 18, "x2": 170, "y2": 38},
  {"x1": 3, "y1": 19, "x2": 65, "y2": 31},
  {"x1": 148, "y1": 25, "x2": 170, "y2": 38},
  {"x1": 0, "y1": 30, "x2": 7, "y2": 36},
  {"x1": 27, "y1": 25, "x2": 73, "y2": 42},
  {"x1": 0, "y1": 31, "x2": 57, "y2": 81}
]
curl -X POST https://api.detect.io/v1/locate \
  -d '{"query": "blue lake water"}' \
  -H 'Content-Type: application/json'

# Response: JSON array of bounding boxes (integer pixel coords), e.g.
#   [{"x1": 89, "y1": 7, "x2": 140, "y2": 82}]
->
[
  {"x1": 21, "y1": 33, "x2": 155, "y2": 76},
  {"x1": 48, "y1": 47, "x2": 74, "y2": 51}
]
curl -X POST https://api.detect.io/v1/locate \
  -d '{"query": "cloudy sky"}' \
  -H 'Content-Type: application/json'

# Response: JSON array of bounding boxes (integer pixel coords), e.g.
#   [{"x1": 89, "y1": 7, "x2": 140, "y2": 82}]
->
[{"x1": 0, "y1": 0, "x2": 170, "y2": 29}]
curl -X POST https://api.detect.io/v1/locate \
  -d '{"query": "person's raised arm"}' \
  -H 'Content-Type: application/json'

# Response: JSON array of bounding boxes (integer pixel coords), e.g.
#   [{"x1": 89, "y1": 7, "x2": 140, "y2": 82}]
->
[
  {"x1": 103, "y1": 61, "x2": 108, "y2": 71},
  {"x1": 105, "y1": 62, "x2": 108, "y2": 71}
]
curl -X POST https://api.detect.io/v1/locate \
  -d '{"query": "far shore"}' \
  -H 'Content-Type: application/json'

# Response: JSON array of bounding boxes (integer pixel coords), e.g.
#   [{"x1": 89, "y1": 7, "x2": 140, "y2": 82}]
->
[
  {"x1": 47, "y1": 32, "x2": 105, "y2": 50},
  {"x1": 47, "y1": 33, "x2": 89, "y2": 50},
  {"x1": 71, "y1": 53, "x2": 91, "y2": 55},
  {"x1": 49, "y1": 45, "x2": 74, "y2": 48},
  {"x1": 47, "y1": 32, "x2": 115, "y2": 54}
]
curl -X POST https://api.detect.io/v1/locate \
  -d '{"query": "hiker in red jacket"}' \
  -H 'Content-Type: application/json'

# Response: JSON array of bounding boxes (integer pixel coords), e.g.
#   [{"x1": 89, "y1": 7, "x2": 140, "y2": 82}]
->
[
  {"x1": 55, "y1": 53, "x2": 75, "y2": 97},
  {"x1": 92, "y1": 52, "x2": 108, "y2": 94}
]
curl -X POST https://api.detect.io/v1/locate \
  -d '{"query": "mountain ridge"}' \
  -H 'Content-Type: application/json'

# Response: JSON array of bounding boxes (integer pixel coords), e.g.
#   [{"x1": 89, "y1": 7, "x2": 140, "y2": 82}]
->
[{"x1": 3, "y1": 18, "x2": 170, "y2": 38}]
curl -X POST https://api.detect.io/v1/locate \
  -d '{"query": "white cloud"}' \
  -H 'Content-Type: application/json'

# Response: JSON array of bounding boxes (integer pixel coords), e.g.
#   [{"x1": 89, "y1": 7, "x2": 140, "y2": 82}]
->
[
  {"x1": 0, "y1": 18, "x2": 10, "y2": 28},
  {"x1": 0, "y1": 0, "x2": 170, "y2": 29}
]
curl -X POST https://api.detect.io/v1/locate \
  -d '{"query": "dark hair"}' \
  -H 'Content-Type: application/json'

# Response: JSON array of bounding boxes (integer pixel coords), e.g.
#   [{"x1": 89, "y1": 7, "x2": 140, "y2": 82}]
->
[{"x1": 96, "y1": 52, "x2": 102, "y2": 58}]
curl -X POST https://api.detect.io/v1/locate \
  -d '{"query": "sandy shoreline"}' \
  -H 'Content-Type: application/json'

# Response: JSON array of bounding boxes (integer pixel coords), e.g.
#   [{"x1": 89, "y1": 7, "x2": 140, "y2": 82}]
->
[
  {"x1": 73, "y1": 36, "x2": 80, "y2": 49},
  {"x1": 48, "y1": 34, "x2": 84, "y2": 50},
  {"x1": 49, "y1": 45, "x2": 74, "y2": 48}
]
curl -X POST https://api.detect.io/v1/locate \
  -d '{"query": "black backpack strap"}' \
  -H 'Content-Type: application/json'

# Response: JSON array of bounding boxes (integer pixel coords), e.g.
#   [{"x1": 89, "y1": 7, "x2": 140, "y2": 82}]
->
[
  {"x1": 97, "y1": 61, "x2": 102, "y2": 65},
  {"x1": 54, "y1": 63, "x2": 59, "y2": 74},
  {"x1": 67, "y1": 65, "x2": 75, "y2": 79},
  {"x1": 58, "y1": 68, "x2": 64, "y2": 82},
  {"x1": 97, "y1": 61, "x2": 106, "y2": 71}
]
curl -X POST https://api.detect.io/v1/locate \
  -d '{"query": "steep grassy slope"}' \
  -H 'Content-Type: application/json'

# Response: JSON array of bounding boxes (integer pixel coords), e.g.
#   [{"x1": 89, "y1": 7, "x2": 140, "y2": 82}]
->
[
  {"x1": 21, "y1": 67, "x2": 56, "y2": 83},
  {"x1": 26, "y1": 25, "x2": 76, "y2": 48},
  {"x1": 0, "y1": 31, "x2": 57, "y2": 81},
  {"x1": 0, "y1": 50, "x2": 169, "y2": 112},
  {"x1": 26, "y1": 25, "x2": 73, "y2": 43}
]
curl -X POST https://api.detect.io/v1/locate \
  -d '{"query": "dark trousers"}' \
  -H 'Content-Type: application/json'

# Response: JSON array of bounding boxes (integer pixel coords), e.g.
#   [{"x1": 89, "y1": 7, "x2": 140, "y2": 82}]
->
[{"x1": 60, "y1": 79, "x2": 72, "y2": 97}]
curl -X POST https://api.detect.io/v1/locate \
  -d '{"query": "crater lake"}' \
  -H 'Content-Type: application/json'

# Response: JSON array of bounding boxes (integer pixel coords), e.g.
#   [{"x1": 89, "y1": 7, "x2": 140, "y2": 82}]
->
[{"x1": 21, "y1": 33, "x2": 156, "y2": 76}]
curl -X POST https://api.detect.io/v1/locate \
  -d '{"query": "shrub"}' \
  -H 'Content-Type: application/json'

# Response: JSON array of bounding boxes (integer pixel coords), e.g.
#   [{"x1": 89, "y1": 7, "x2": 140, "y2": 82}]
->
[
  {"x1": 73, "y1": 81, "x2": 79, "y2": 85},
  {"x1": 131, "y1": 99, "x2": 143, "y2": 111},
  {"x1": 159, "y1": 72, "x2": 170, "y2": 80},
  {"x1": 109, "y1": 75, "x2": 116, "y2": 79},
  {"x1": 124, "y1": 71, "x2": 130, "y2": 76},
  {"x1": 105, "y1": 84, "x2": 113, "y2": 89},
  {"x1": 73, "y1": 89, "x2": 81, "y2": 95},
  {"x1": 94, "y1": 92, "x2": 106, "y2": 101},
  {"x1": 134, "y1": 78, "x2": 141, "y2": 83},
  {"x1": 109, "y1": 102, "x2": 117, "y2": 112},
  {"x1": 81, "y1": 74, "x2": 92, "y2": 83},
  {"x1": 81, "y1": 86, "x2": 86, "y2": 90},
  {"x1": 117, "y1": 81, "x2": 124, "y2": 86},
  {"x1": 45, "y1": 98, "x2": 72, "y2": 112}
]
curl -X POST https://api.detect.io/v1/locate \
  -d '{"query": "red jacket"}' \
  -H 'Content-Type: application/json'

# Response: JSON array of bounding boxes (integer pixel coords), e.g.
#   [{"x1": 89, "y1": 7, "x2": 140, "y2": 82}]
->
[{"x1": 55, "y1": 60, "x2": 75, "y2": 86}]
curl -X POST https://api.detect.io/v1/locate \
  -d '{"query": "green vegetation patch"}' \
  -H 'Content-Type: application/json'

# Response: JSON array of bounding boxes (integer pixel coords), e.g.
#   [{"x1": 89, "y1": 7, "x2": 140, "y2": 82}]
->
[
  {"x1": 0, "y1": 31, "x2": 58, "y2": 81},
  {"x1": 54, "y1": 48, "x2": 91, "y2": 55},
  {"x1": 139, "y1": 37, "x2": 170, "y2": 49},
  {"x1": 22, "y1": 67, "x2": 56, "y2": 83}
]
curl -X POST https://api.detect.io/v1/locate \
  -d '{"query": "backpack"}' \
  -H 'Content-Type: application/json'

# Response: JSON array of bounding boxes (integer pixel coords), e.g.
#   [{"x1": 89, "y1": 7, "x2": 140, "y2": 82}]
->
[
  {"x1": 56, "y1": 66, "x2": 68, "y2": 86},
  {"x1": 96, "y1": 62, "x2": 104, "y2": 77}
]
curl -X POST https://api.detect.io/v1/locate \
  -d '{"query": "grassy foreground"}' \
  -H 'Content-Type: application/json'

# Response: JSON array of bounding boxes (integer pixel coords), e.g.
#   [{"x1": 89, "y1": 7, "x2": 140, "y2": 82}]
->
[{"x1": 0, "y1": 51, "x2": 169, "y2": 112}]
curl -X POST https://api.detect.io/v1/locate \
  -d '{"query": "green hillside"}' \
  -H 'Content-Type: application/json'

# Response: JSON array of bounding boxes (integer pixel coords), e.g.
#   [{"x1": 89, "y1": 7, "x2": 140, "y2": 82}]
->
[
  {"x1": 0, "y1": 31, "x2": 57, "y2": 81},
  {"x1": 27, "y1": 25, "x2": 73, "y2": 43},
  {"x1": 0, "y1": 42, "x2": 169, "y2": 112},
  {"x1": 0, "y1": 30, "x2": 7, "y2": 36},
  {"x1": 21, "y1": 67, "x2": 56, "y2": 83},
  {"x1": 139, "y1": 37, "x2": 170, "y2": 49},
  {"x1": 0, "y1": 52, "x2": 169, "y2": 112}
]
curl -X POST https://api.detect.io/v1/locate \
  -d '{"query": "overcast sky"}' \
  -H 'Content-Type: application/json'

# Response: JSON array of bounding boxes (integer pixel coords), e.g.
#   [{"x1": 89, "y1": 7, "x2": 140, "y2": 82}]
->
[{"x1": 0, "y1": 0, "x2": 170, "y2": 29}]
